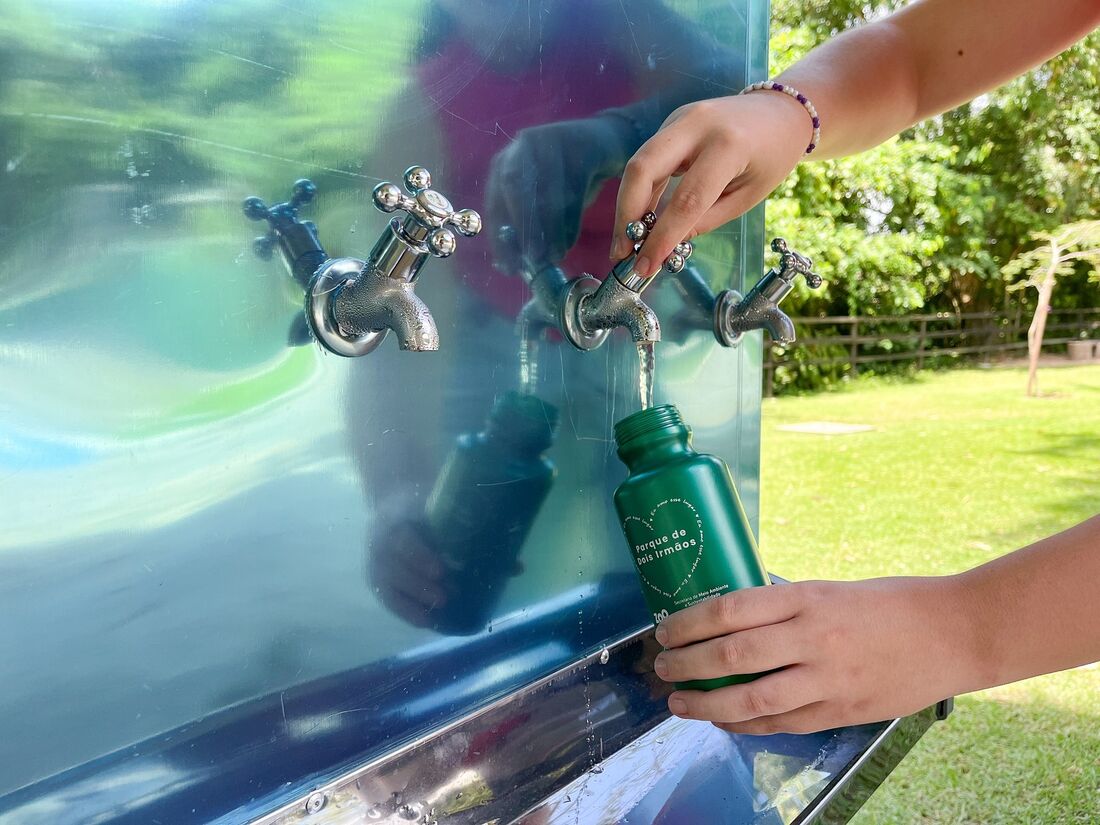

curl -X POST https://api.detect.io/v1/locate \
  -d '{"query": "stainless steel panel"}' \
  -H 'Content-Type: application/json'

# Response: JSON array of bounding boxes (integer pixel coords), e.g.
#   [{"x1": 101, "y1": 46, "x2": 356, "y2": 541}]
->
[
  {"x1": 0, "y1": 1, "x2": 767, "y2": 821},
  {"x1": 235, "y1": 624, "x2": 940, "y2": 825}
]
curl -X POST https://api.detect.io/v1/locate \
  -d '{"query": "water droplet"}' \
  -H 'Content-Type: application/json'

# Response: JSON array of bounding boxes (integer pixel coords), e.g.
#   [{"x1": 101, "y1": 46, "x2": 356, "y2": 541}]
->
[{"x1": 591, "y1": 765, "x2": 604, "y2": 774}]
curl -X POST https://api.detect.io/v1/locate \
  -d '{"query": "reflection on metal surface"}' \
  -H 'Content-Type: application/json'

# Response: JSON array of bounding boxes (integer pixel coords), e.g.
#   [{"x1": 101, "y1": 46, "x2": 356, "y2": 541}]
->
[
  {"x1": 519, "y1": 712, "x2": 942, "y2": 825},
  {"x1": 793, "y1": 708, "x2": 941, "y2": 825},
  {"x1": 249, "y1": 625, "x2": 669, "y2": 825},
  {"x1": 1, "y1": 0, "x2": 769, "y2": 822},
  {"x1": 244, "y1": 622, "x2": 941, "y2": 825},
  {"x1": 245, "y1": 179, "x2": 327, "y2": 290},
  {"x1": 373, "y1": 391, "x2": 560, "y2": 635}
]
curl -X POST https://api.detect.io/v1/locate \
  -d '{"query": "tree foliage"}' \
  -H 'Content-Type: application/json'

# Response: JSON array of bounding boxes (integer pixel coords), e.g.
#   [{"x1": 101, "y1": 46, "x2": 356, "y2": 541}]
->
[{"x1": 767, "y1": 0, "x2": 1100, "y2": 326}]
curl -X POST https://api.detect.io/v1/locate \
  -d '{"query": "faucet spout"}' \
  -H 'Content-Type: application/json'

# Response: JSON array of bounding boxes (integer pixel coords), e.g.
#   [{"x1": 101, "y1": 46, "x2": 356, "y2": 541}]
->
[
  {"x1": 560, "y1": 212, "x2": 692, "y2": 351},
  {"x1": 516, "y1": 262, "x2": 572, "y2": 337},
  {"x1": 762, "y1": 307, "x2": 797, "y2": 346},
  {"x1": 569, "y1": 271, "x2": 661, "y2": 346},
  {"x1": 334, "y1": 267, "x2": 439, "y2": 351}
]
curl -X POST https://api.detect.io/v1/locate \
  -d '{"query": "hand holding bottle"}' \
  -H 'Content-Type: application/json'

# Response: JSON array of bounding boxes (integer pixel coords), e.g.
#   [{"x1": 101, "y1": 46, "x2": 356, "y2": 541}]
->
[
  {"x1": 651, "y1": 513, "x2": 1100, "y2": 734},
  {"x1": 367, "y1": 521, "x2": 449, "y2": 629},
  {"x1": 651, "y1": 577, "x2": 975, "y2": 733}
]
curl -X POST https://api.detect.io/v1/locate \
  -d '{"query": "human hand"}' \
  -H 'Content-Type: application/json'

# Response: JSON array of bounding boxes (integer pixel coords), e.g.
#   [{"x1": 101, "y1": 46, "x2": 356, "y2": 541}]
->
[
  {"x1": 652, "y1": 577, "x2": 979, "y2": 734},
  {"x1": 367, "y1": 519, "x2": 526, "y2": 634},
  {"x1": 487, "y1": 115, "x2": 633, "y2": 273},
  {"x1": 610, "y1": 92, "x2": 810, "y2": 277},
  {"x1": 367, "y1": 520, "x2": 448, "y2": 629}
]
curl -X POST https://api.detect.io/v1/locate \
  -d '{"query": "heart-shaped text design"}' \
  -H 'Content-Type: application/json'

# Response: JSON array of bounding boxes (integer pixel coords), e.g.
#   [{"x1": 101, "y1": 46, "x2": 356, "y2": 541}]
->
[{"x1": 622, "y1": 497, "x2": 705, "y2": 599}]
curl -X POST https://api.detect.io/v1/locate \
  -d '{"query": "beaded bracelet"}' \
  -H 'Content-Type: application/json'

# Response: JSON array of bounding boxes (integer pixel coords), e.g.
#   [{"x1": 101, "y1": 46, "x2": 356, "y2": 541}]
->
[{"x1": 740, "y1": 81, "x2": 821, "y2": 155}]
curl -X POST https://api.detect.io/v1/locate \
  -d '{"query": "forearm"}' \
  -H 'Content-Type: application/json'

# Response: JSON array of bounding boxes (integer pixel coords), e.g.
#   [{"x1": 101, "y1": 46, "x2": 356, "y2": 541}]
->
[
  {"x1": 775, "y1": 0, "x2": 1100, "y2": 160},
  {"x1": 956, "y1": 514, "x2": 1100, "y2": 692}
]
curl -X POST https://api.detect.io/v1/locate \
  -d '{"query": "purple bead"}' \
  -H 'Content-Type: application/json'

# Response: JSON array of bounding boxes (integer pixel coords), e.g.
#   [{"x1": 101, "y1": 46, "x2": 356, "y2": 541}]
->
[
  {"x1": 796, "y1": 93, "x2": 807, "y2": 104},
  {"x1": 773, "y1": 83, "x2": 785, "y2": 92},
  {"x1": 806, "y1": 143, "x2": 816, "y2": 152},
  {"x1": 812, "y1": 116, "x2": 821, "y2": 128}
]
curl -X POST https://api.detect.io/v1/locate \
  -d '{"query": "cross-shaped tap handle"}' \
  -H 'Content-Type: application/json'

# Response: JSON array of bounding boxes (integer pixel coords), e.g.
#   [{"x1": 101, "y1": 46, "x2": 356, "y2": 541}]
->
[
  {"x1": 371, "y1": 166, "x2": 482, "y2": 259},
  {"x1": 771, "y1": 237, "x2": 822, "y2": 289},
  {"x1": 242, "y1": 178, "x2": 318, "y2": 261},
  {"x1": 625, "y1": 211, "x2": 694, "y2": 274}
]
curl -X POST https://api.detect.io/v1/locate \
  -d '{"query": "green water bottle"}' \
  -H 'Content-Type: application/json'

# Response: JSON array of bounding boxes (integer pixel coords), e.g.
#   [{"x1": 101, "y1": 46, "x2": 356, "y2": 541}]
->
[{"x1": 613, "y1": 404, "x2": 770, "y2": 690}]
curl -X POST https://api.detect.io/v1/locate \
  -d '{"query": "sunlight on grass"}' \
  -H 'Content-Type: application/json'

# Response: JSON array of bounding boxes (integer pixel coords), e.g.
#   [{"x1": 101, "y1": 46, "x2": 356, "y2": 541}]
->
[{"x1": 759, "y1": 365, "x2": 1100, "y2": 823}]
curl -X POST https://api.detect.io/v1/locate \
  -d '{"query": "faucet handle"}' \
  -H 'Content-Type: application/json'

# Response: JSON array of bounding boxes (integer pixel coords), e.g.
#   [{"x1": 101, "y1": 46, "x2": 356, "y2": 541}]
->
[
  {"x1": 624, "y1": 211, "x2": 694, "y2": 274},
  {"x1": 243, "y1": 179, "x2": 319, "y2": 262},
  {"x1": 372, "y1": 166, "x2": 482, "y2": 259},
  {"x1": 771, "y1": 237, "x2": 822, "y2": 289}
]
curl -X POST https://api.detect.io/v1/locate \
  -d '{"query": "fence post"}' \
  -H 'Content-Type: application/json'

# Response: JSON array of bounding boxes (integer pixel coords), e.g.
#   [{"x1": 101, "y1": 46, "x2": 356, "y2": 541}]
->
[
  {"x1": 917, "y1": 317, "x2": 927, "y2": 370},
  {"x1": 849, "y1": 319, "x2": 859, "y2": 377}
]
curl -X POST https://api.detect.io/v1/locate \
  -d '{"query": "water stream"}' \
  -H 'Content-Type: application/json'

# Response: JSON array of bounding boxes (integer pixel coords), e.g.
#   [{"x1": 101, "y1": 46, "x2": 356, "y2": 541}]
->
[{"x1": 637, "y1": 341, "x2": 655, "y2": 410}]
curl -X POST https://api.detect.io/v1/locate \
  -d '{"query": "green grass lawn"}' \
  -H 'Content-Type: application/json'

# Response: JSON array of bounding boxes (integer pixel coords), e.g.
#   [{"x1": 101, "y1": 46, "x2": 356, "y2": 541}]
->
[{"x1": 759, "y1": 365, "x2": 1100, "y2": 824}]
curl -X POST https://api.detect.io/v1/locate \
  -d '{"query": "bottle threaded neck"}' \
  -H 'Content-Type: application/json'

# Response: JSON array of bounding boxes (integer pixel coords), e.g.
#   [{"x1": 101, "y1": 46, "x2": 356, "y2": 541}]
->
[{"x1": 614, "y1": 404, "x2": 684, "y2": 448}]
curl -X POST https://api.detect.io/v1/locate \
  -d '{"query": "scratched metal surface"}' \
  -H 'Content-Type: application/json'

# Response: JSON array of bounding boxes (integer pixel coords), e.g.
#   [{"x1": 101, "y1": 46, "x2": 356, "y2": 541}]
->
[{"x1": 0, "y1": 0, "x2": 767, "y2": 822}]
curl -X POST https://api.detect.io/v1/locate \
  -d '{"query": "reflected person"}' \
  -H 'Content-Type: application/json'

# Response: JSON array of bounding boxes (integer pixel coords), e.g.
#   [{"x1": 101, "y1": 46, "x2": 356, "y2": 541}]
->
[
  {"x1": 356, "y1": 0, "x2": 752, "y2": 633},
  {"x1": 368, "y1": 392, "x2": 558, "y2": 634},
  {"x1": 357, "y1": 0, "x2": 750, "y2": 634}
]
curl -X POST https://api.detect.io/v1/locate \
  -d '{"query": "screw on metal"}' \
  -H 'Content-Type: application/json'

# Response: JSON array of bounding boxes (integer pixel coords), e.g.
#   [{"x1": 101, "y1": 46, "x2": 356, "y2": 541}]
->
[{"x1": 304, "y1": 791, "x2": 328, "y2": 814}]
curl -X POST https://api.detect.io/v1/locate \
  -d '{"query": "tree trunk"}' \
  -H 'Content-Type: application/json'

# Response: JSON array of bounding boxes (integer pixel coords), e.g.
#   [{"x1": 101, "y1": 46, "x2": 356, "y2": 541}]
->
[{"x1": 1026, "y1": 245, "x2": 1059, "y2": 397}]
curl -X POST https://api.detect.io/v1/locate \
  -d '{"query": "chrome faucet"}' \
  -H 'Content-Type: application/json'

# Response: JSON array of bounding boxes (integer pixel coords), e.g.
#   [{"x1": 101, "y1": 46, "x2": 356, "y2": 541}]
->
[
  {"x1": 560, "y1": 212, "x2": 693, "y2": 351},
  {"x1": 651, "y1": 237, "x2": 821, "y2": 346},
  {"x1": 713, "y1": 238, "x2": 821, "y2": 346},
  {"x1": 496, "y1": 226, "x2": 574, "y2": 341},
  {"x1": 243, "y1": 166, "x2": 481, "y2": 356}
]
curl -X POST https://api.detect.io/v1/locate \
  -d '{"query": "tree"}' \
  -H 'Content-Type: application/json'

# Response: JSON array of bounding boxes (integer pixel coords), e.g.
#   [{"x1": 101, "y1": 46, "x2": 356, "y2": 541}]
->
[{"x1": 1002, "y1": 221, "x2": 1100, "y2": 396}]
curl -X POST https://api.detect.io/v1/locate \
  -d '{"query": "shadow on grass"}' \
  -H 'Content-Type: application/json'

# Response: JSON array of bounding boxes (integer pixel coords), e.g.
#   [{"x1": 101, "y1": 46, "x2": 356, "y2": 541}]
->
[
  {"x1": 1004, "y1": 431, "x2": 1100, "y2": 531},
  {"x1": 1010, "y1": 431, "x2": 1100, "y2": 460},
  {"x1": 857, "y1": 687, "x2": 1100, "y2": 824}
]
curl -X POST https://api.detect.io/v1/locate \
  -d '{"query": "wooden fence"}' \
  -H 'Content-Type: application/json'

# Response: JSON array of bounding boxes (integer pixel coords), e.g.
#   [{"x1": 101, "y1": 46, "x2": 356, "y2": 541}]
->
[{"x1": 763, "y1": 307, "x2": 1100, "y2": 396}]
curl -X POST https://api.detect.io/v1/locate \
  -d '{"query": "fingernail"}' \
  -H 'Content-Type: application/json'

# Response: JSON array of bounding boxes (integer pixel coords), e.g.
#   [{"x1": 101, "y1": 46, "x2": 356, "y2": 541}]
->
[
  {"x1": 654, "y1": 625, "x2": 669, "y2": 646},
  {"x1": 653, "y1": 655, "x2": 668, "y2": 679},
  {"x1": 634, "y1": 256, "x2": 652, "y2": 278},
  {"x1": 669, "y1": 697, "x2": 688, "y2": 716}
]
